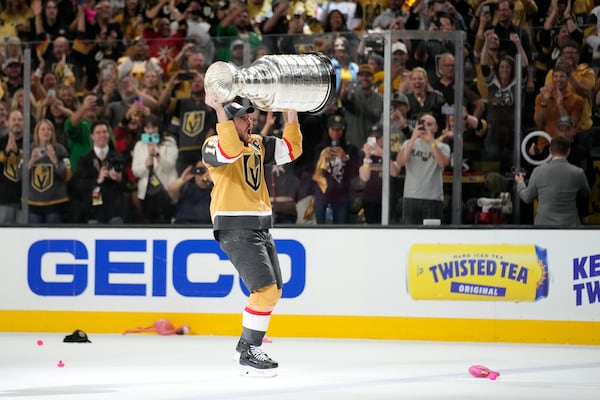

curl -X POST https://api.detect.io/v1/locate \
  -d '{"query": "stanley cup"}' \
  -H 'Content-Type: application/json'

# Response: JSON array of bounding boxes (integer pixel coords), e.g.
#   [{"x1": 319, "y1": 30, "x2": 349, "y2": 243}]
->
[{"x1": 204, "y1": 53, "x2": 336, "y2": 114}]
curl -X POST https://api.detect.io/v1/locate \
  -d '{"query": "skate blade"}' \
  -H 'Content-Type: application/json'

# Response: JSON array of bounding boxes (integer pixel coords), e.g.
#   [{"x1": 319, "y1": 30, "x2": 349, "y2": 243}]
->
[{"x1": 239, "y1": 365, "x2": 278, "y2": 378}]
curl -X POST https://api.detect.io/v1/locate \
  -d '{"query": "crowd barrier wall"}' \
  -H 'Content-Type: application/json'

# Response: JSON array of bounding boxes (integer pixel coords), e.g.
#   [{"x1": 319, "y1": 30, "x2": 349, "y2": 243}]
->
[{"x1": 0, "y1": 227, "x2": 598, "y2": 345}]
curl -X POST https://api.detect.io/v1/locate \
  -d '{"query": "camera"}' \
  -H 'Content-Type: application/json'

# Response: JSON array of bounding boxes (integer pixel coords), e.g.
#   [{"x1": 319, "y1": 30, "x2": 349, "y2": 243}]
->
[
  {"x1": 367, "y1": 137, "x2": 376, "y2": 146},
  {"x1": 365, "y1": 30, "x2": 384, "y2": 53},
  {"x1": 103, "y1": 154, "x2": 124, "y2": 173},
  {"x1": 95, "y1": 93, "x2": 104, "y2": 107},
  {"x1": 417, "y1": 119, "x2": 426, "y2": 130},
  {"x1": 347, "y1": 81, "x2": 360, "y2": 91},
  {"x1": 38, "y1": 147, "x2": 46, "y2": 157}
]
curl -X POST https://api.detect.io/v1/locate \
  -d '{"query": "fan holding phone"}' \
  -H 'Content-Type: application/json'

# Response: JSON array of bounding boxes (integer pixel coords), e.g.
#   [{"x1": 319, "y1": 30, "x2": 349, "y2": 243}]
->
[
  {"x1": 131, "y1": 115, "x2": 179, "y2": 223},
  {"x1": 390, "y1": 113, "x2": 451, "y2": 225}
]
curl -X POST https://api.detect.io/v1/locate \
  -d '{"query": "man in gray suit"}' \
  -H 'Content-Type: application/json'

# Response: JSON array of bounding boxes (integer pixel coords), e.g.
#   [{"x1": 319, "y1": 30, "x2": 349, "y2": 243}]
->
[{"x1": 515, "y1": 134, "x2": 590, "y2": 225}]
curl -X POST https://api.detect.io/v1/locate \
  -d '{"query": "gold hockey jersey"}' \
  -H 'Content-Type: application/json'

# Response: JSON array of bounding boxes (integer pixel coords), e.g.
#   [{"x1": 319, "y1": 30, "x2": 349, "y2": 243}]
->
[{"x1": 201, "y1": 120, "x2": 302, "y2": 231}]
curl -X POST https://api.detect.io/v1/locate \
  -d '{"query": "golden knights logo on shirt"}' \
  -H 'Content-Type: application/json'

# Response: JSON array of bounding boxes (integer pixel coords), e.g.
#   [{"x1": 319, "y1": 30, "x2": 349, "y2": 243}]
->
[
  {"x1": 32, "y1": 164, "x2": 53, "y2": 192},
  {"x1": 243, "y1": 152, "x2": 262, "y2": 191},
  {"x1": 3, "y1": 152, "x2": 21, "y2": 182},
  {"x1": 182, "y1": 110, "x2": 206, "y2": 137}
]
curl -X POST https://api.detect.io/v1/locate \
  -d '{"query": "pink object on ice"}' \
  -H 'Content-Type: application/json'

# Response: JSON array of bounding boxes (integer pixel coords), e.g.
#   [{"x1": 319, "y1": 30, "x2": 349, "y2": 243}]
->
[
  {"x1": 36, "y1": 340, "x2": 44, "y2": 346},
  {"x1": 468, "y1": 364, "x2": 500, "y2": 380},
  {"x1": 57, "y1": 360, "x2": 65, "y2": 367},
  {"x1": 123, "y1": 319, "x2": 191, "y2": 336},
  {"x1": 262, "y1": 336, "x2": 272, "y2": 343}
]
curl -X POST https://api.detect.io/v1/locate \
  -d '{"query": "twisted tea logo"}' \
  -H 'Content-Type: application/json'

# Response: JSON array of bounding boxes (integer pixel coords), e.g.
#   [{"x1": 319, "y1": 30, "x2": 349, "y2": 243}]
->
[
  {"x1": 33, "y1": 164, "x2": 53, "y2": 192},
  {"x1": 243, "y1": 152, "x2": 262, "y2": 191},
  {"x1": 182, "y1": 110, "x2": 206, "y2": 137}
]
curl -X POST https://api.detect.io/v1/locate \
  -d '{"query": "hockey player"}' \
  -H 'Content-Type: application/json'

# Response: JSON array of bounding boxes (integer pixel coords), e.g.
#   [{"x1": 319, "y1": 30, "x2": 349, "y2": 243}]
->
[{"x1": 201, "y1": 94, "x2": 302, "y2": 377}]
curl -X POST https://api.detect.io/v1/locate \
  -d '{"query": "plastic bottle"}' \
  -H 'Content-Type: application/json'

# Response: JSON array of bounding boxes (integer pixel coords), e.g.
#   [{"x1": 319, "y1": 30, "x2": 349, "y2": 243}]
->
[{"x1": 325, "y1": 204, "x2": 333, "y2": 224}]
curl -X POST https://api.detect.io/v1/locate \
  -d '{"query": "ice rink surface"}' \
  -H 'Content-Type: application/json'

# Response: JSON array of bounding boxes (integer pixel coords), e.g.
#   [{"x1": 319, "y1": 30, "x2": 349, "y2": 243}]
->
[{"x1": 1, "y1": 333, "x2": 599, "y2": 400}]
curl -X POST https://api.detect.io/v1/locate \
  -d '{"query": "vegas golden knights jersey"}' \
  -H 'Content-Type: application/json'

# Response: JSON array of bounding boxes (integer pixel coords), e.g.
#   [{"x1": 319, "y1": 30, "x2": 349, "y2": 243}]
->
[{"x1": 201, "y1": 120, "x2": 302, "y2": 231}]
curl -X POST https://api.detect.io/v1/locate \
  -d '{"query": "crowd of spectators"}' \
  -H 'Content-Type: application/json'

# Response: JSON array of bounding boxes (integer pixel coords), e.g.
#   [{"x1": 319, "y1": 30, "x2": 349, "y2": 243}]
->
[{"x1": 0, "y1": 0, "x2": 598, "y2": 225}]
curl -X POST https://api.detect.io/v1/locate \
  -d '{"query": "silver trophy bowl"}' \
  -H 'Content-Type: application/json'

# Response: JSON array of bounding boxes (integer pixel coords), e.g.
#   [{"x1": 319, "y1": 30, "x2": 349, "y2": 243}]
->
[{"x1": 205, "y1": 53, "x2": 336, "y2": 114}]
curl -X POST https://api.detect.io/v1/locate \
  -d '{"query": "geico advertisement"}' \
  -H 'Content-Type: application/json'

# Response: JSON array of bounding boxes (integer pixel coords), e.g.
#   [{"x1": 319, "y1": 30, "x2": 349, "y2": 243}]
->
[
  {"x1": 407, "y1": 244, "x2": 549, "y2": 302},
  {"x1": 10, "y1": 234, "x2": 306, "y2": 311}
]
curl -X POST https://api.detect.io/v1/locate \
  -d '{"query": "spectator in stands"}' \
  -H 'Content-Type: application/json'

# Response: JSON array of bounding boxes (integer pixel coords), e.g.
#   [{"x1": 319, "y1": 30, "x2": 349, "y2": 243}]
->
[
  {"x1": 534, "y1": 63, "x2": 584, "y2": 151},
  {"x1": 170, "y1": 0, "x2": 214, "y2": 63},
  {"x1": 29, "y1": 0, "x2": 72, "y2": 45},
  {"x1": 2, "y1": 58, "x2": 24, "y2": 99},
  {"x1": 358, "y1": 124, "x2": 385, "y2": 224},
  {"x1": 414, "y1": 12, "x2": 460, "y2": 84},
  {"x1": 56, "y1": 84, "x2": 80, "y2": 114},
  {"x1": 553, "y1": 115, "x2": 590, "y2": 174},
  {"x1": 437, "y1": 104, "x2": 486, "y2": 171},
  {"x1": 369, "y1": 41, "x2": 411, "y2": 95},
  {"x1": 165, "y1": 72, "x2": 217, "y2": 174},
  {"x1": 515, "y1": 135, "x2": 590, "y2": 226},
  {"x1": 73, "y1": 1, "x2": 125, "y2": 89},
  {"x1": 474, "y1": 0, "x2": 535, "y2": 94},
  {"x1": 113, "y1": 0, "x2": 145, "y2": 43},
  {"x1": 322, "y1": 9, "x2": 359, "y2": 49},
  {"x1": 38, "y1": 35, "x2": 86, "y2": 92},
  {"x1": 214, "y1": 0, "x2": 262, "y2": 62},
  {"x1": 391, "y1": 91, "x2": 412, "y2": 146},
  {"x1": 131, "y1": 114, "x2": 179, "y2": 224},
  {"x1": 35, "y1": 94, "x2": 72, "y2": 149},
  {"x1": 72, "y1": 120, "x2": 126, "y2": 224},
  {"x1": 391, "y1": 113, "x2": 451, "y2": 225},
  {"x1": 544, "y1": 40, "x2": 594, "y2": 135},
  {"x1": 330, "y1": 36, "x2": 359, "y2": 94},
  {"x1": 10, "y1": 89, "x2": 38, "y2": 129},
  {"x1": 2, "y1": 36, "x2": 24, "y2": 66},
  {"x1": 0, "y1": 0, "x2": 33, "y2": 40},
  {"x1": 372, "y1": 0, "x2": 408, "y2": 31},
  {"x1": 312, "y1": 114, "x2": 360, "y2": 224},
  {"x1": 340, "y1": 64, "x2": 383, "y2": 149},
  {"x1": 26, "y1": 119, "x2": 70, "y2": 224},
  {"x1": 534, "y1": 0, "x2": 582, "y2": 94},
  {"x1": 142, "y1": 0, "x2": 172, "y2": 22},
  {"x1": 278, "y1": 8, "x2": 310, "y2": 54},
  {"x1": 368, "y1": 52, "x2": 385, "y2": 93},
  {"x1": 93, "y1": 60, "x2": 120, "y2": 115},
  {"x1": 143, "y1": 15, "x2": 187, "y2": 77},
  {"x1": 105, "y1": 76, "x2": 147, "y2": 130},
  {"x1": 163, "y1": 46, "x2": 207, "y2": 99},
  {"x1": 259, "y1": 0, "x2": 291, "y2": 54},
  {"x1": 0, "y1": 110, "x2": 25, "y2": 224},
  {"x1": 405, "y1": 67, "x2": 446, "y2": 132},
  {"x1": 477, "y1": 53, "x2": 525, "y2": 173},
  {"x1": 117, "y1": 37, "x2": 162, "y2": 83},
  {"x1": 431, "y1": 52, "x2": 456, "y2": 106},
  {"x1": 65, "y1": 93, "x2": 105, "y2": 174},
  {"x1": 167, "y1": 160, "x2": 213, "y2": 224},
  {"x1": 31, "y1": 70, "x2": 58, "y2": 103},
  {"x1": 138, "y1": 69, "x2": 164, "y2": 112}
]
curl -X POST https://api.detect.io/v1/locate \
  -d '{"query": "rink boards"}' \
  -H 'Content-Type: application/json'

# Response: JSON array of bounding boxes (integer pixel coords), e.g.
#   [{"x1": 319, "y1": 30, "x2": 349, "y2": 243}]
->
[{"x1": 0, "y1": 227, "x2": 598, "y2": 345}]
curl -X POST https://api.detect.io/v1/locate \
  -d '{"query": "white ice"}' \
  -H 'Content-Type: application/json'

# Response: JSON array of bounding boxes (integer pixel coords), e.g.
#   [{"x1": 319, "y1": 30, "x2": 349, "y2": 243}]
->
[{"x1": 1, "y1": 333, "x2": 599, "y2": 400}]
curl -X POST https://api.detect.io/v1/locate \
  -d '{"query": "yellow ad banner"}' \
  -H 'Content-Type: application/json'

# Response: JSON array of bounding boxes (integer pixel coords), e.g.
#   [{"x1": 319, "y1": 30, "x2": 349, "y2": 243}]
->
[{"x1": 407, "y1": 244, "x2": 548, "y2": 302}]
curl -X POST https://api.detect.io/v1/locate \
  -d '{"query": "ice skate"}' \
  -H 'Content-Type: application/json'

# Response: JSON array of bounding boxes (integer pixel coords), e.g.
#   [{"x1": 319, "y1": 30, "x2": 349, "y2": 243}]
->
[{"x1": 237, "y1": 342, "x2": 278, "y2": 377}]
